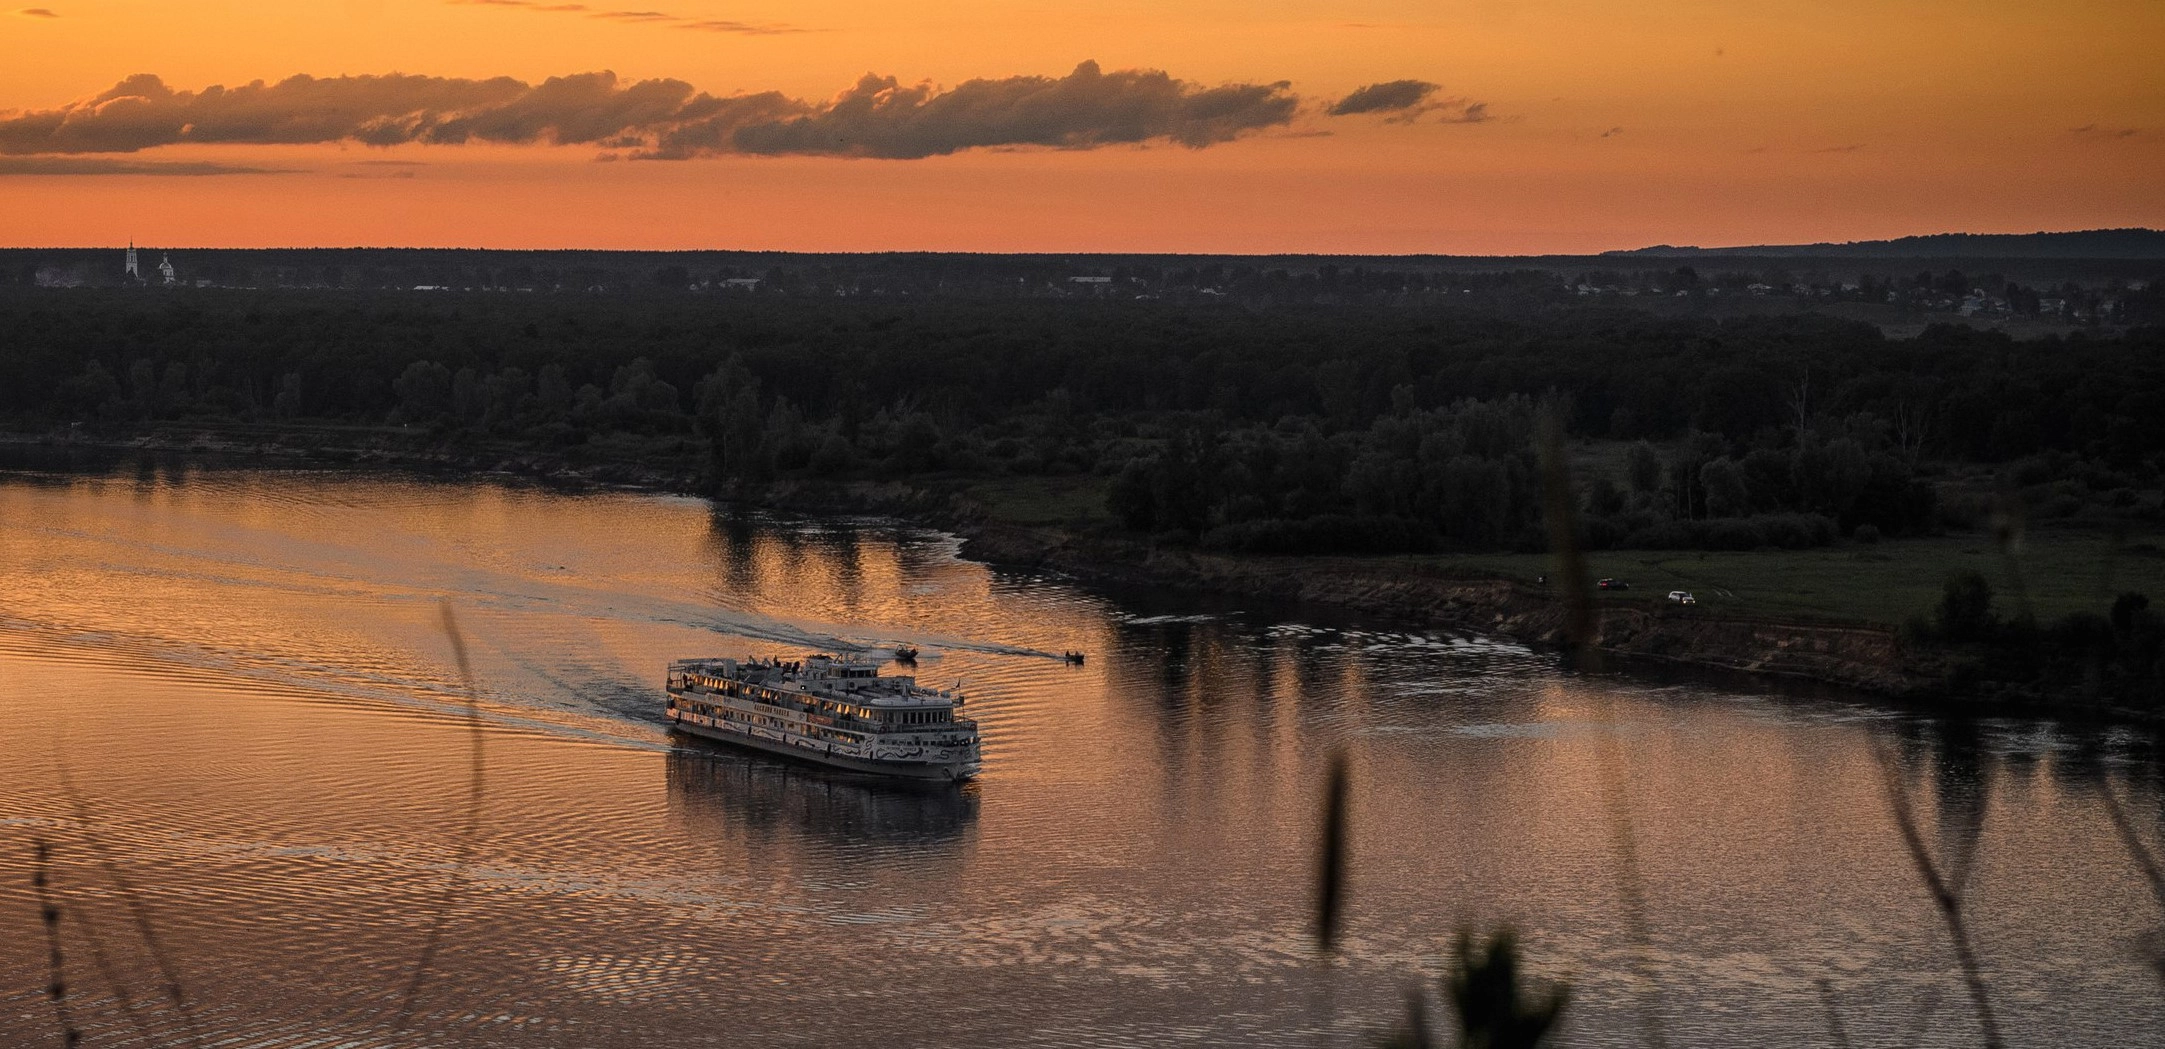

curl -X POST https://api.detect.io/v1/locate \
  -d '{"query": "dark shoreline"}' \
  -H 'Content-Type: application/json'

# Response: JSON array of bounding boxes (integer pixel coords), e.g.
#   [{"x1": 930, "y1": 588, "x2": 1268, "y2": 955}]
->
[{"x1": 5, "y1": 427, "x2": 2157, "y2": 727}]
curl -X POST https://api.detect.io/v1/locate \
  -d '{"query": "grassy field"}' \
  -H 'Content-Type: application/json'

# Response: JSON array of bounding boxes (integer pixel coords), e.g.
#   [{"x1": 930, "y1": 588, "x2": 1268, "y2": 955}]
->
[
  {"x1": 962, "y1": 472, "x2": 2165, "y2": 629},
  {"x1": 1414, "y1": 528, "x2": 2165, "y2": 626},
  {"x1": 961, "y1": 474, "x2": 1115, "y2": 528}
]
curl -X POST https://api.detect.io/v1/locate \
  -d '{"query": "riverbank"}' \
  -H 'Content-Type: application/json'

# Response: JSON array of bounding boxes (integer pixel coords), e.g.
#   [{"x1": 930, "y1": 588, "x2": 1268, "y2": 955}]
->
[
  {"x1": 953, "y1": 522, "x2": 1935, "y2": 695},
  {"x1": 727, "y1": 482, "x2": 2161, "y2": 725},
  {"x1": 7, "y1": 425, "x2": 2159, "y2": 722}
]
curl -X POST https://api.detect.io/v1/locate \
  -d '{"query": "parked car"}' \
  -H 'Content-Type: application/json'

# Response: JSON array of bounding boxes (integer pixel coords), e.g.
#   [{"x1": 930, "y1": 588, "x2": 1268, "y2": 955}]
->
[
  {"x1": 1668, "y1": 590, "x2": 1697, "y2": 605},
  {"x1": 1597, "y1": 578, "x2": 1628, "y2": 591}
]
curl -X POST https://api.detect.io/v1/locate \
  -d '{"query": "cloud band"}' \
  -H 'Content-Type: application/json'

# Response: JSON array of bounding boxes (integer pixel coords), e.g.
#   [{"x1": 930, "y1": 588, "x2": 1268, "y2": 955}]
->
[{"x1": 0, "y1": 62, "x2": 1312, "y2": 160}]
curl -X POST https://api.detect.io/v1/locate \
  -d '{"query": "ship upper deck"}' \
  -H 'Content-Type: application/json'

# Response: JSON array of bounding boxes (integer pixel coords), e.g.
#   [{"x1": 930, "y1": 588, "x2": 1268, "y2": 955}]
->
[{"x1": 669, "y1": 655, "x2": 962, "y2": 708}]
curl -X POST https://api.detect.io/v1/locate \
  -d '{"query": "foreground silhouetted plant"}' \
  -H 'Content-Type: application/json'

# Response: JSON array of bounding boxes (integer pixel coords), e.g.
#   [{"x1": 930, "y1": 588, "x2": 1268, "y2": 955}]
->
[
  {"x1": 33, "y1": 839, "x2": 83, "y2": 1048},
  {"x1": 1446, "y1": 929, "x2": 1569, "y2": 1049},
  {"x1": 390, "y1": 599, "x2": 490, "y2": 1034},
  {"x1": 1534, "y1": 408, "x2": 1596, "y2": 674},
  {"x1": 1309, "y1": 737, "x2": 1573, "y2": 1049},
  {"x1": 2098, "y1": 781, "x2": 2165, "y2": 983},
  {"x1": 1376, "y1": 929, "x2": 1569, "y2": 1049},
  {"x1": 1312, "y1": 748, "x2": 1352, "y2": 1047},
  {"x1": 1537, "y1": 411, "x2": 1666, "y2": 1048},
  {"x1": 1316, "y1": 748, "x2": 1351, "y2": 957},
  {"x1": 52, "y1": 760, "x2": 203, "y2": 1048},
  {"x1": 1873, "y1": 741, "x2": 2001, "y2": 1048}
]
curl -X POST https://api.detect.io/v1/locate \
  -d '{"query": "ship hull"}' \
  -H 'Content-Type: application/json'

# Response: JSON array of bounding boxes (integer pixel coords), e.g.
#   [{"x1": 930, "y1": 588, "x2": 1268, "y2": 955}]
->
[{"x1": 667, "y1": 709, "x2": 980, "y2": 781}]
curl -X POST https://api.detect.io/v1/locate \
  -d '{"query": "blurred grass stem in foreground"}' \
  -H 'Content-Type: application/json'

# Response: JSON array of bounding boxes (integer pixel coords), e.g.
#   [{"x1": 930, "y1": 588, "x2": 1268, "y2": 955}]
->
[{"x1": 390, "y1": 600, "x2": 490, "y2": 1035}]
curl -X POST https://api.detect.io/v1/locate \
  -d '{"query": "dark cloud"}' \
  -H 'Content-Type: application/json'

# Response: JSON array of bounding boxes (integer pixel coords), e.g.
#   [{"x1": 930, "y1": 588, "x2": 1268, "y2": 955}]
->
[
  {"x1": 677, "y1": 19, "x2": 800, "y2": 35},
  {"x1": 708, "y1": 61, "x2": 1298, "y2": 159},
  {"x1": 636, "y1": 91, "x2": 811, "y2": 158},
  {"x1": 418, "y1": 71, "x2": 704, "y2": 146},
  {"x1": 2072, "y1": 123, "x2": 2141, "y2": 139},
  {"x1": 0, "y1": 73, "x2": 533, "y2": 154},
  {"x1": 17, "y1": 7, "x2": 59, "y2": 17},
  {"x1": 1599, "y1": 126, "x2": 1623, "y2": 138},
  {"x1": 1809, "y1": 143, "x2": 1864, "y2": 153},
  {"x1": 1329, "y1": 80, "x2": 1438, "y2": 116},
  {"x1": 1, "y1": 63, "x2": 1301, "y2": 161},
  {"x1": 1443, "y1": 102, "x2": 1490, "y2": 124},
  {"x1": 0, "y1": 156, "x2": 291, "y2": 175},
  {"x1": 1327, "y1": 80, "x2": 1489, "y2": 125}
]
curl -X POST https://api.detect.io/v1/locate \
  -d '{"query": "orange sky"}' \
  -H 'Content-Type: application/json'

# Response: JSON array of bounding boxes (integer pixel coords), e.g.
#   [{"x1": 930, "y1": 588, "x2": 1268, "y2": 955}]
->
[{"x1": 2, "y1": 0, "x2": 2161, "y2": 253}]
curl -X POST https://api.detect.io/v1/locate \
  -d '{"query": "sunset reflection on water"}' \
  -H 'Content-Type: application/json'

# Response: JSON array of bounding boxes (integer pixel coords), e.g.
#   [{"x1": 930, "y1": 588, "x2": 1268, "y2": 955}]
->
[{"x1": 1, "y1": 462, "x2": 2160, "y2": 1047}]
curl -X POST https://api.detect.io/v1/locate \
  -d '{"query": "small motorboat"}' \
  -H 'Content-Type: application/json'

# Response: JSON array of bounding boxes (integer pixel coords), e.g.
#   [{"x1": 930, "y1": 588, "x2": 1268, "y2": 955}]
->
[
  {"x1": 893, "y1": 645, "x2": 919, "y2": 665},
  {"x1": 1062, "y1": 650, "x2": 1085, "y2": 665}
]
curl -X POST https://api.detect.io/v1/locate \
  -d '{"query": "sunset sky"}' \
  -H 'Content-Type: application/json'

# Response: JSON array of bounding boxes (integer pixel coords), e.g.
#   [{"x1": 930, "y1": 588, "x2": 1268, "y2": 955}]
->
[{"x1": 2, "y1": 0, "x2": 2160, "y2": 253}]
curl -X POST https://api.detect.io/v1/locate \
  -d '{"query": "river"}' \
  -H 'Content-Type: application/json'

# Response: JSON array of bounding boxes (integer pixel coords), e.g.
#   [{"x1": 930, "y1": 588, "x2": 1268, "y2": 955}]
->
[{"x1": 1, "y1": 462, "x2": 2159, "y2": 1047}]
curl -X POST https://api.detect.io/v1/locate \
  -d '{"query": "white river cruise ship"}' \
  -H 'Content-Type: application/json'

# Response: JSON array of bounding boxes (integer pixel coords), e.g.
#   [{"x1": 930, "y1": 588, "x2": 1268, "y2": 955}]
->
[{"x1": 665, "y1": 655, "x2": 982, "y2": 781}]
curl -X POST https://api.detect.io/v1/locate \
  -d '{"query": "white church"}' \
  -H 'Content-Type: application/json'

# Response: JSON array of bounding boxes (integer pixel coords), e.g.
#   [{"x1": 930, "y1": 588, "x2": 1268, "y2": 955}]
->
[{"x1": 124, "y1": 241, "x2": 177, "y2": 285}]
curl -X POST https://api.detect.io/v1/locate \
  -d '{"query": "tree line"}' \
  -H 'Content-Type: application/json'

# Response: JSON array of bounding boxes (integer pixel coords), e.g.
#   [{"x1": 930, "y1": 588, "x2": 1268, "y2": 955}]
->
[{"x1": 2, "y1": 288, "x2": 2162, "y2": 556}]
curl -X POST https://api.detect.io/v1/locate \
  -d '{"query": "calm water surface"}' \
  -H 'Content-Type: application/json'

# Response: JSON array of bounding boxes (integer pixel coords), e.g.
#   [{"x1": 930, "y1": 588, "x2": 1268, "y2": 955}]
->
[{"x1": 1, "y1": 465, "x2": 2160, "y2": 1047}]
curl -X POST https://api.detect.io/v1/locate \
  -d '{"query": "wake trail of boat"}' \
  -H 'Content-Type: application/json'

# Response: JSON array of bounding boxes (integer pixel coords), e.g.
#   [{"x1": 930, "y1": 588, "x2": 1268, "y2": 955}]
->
[{"x1": 887, "y1": 638, "x2": 1069, "y2": 660}]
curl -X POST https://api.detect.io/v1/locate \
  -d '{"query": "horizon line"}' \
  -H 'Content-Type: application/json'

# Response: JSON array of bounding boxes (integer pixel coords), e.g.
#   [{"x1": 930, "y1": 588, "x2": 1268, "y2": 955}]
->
[{"x1": 3, "y1": 225, "x2": 2162, "y2": 261}]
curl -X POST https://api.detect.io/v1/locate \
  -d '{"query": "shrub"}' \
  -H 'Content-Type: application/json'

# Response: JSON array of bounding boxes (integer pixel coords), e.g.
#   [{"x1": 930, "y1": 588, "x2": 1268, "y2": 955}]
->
[
  {"x1": 1703, "y1": 518, "x2": 1762, "y2": 551},
  {"x1": 2047, "y1": 610, "x2": 2114, "y2": 648},
  {"x1": 809, "y1": 434, "x2": 856, "y2": 476},
  {"x1": 1202, "y1": 515, "x2": 1437, "y2": 555},
  {"x1": 1937, "y1": 571, "x2": 1998, "y2": 642},
  {"x1": 2112, "y1": 592, "x2": 2151, "y2": 634},
  {"x1": 1579, "y1": 514, "x2": 1627, "y2": 551},
  {"x1": 1150, "y1": 528, "x2": 1197, "y2": 548}
]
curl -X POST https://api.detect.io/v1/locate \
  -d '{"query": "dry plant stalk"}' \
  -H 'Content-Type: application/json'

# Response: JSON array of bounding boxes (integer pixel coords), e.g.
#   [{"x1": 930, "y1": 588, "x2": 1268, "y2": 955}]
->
[
  {"x1": 2097, "y1": 782, "x2": 2165, "y2": 908},
  {"x1": 1988, "y1": 485, "x2": 2033, "y2": 622},
  {"x1": 1813, "y1": 977, "x2": 1853, "y2": 1049},
  {"x1": 54, "y1": 759, "x2": 201, "y2": 1047},
  {"x1": 2096, "y1": 782, "x2": 2165, "y2": 982},
  {"x1": 1534, "y1": 409, "x2": 1598, "y2": 673},
  {"x1": 38, "y1": 830, "x2": 158, "y2": 1047},
  {"x1": 1872, "y1": 742, "x2": 2002, "y2": 1048},
  {"x1": 1306, "y1": 748, "x2": 1353, "y2": 1049},
  {"x1": 1390, "y1": 984, "x2": 1434, "y2": 1049},
  {"x1": 1315, "y1": 748, "x2": 1350, "y2": 957},
  {"x1": 33, "y1": 840, "x2": 84, "y2": 1048},
  {"x1": 391, "y1": 599, "x2": 490, "y2": 1034},
  {"x1": 1536, "y1": 409, "x2": 1663, "y2": 1047}
]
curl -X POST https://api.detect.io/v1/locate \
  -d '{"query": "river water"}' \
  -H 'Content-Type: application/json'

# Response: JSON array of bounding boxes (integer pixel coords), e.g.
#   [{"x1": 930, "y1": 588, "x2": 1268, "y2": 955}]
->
[{"x1": 0, "y1": 463, "x2": 2159, "y2": 1047}]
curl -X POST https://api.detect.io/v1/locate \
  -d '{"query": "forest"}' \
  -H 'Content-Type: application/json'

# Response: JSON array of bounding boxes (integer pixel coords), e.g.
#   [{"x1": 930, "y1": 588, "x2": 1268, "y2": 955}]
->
[{"x1": 4, "y1": 287, "x2": 2161, "y2": 548}]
